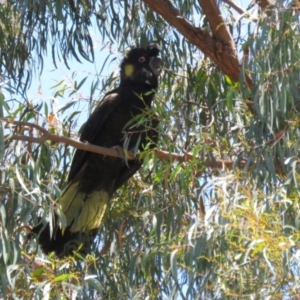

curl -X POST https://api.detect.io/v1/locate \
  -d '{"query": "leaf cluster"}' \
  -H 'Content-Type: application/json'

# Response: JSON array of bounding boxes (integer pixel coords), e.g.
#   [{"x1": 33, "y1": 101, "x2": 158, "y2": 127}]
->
[{"x1": 1, "y1": 1, "x2": 300, "y2": 299}]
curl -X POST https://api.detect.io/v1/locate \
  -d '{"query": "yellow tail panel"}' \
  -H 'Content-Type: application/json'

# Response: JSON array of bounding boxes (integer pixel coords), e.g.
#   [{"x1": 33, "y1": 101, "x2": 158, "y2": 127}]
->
[{"x1": 61, "y1": 182, "x2": 109, "y2": 232}]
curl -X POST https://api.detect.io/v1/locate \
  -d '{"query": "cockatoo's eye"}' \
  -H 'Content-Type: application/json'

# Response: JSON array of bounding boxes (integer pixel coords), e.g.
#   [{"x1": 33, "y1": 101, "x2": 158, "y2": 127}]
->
[{"x1": 138, "y1": 56, "x2": 146, "y2": 63}]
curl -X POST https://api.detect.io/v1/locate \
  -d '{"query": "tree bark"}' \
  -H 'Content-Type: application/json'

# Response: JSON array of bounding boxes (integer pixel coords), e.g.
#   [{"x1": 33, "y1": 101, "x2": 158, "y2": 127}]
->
[{"x1": 142, "y1": 0, "x2": 254, "y2": 113}]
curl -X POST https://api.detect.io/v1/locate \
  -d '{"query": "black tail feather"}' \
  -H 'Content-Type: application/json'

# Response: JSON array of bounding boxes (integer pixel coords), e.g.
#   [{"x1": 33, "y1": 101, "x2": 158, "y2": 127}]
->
[{"x1": 31, "y1": 222, "x2": 96, "y2": 257}]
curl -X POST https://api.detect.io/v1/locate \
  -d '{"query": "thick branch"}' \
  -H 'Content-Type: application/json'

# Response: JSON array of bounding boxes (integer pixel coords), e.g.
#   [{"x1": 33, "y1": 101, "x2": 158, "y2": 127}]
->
[
  {"x1": 199, "y1": 0, "x2": 236, "y2": 49},
  {"x1": 223, "y1": 0, "x2": 248, "y2": 15},
  {"x1": 141, "y1": 0, "x2": 254, "y2": 113}
]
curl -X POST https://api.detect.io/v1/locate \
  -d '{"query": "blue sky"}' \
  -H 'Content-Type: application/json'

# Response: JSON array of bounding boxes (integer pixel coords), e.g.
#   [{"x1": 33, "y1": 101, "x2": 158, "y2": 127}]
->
[
  {"x1": 26, "y1": 0, "x2": 253, "y2": 113},
  {"x1": 28, "y1": 38, "x2": 112, "y2": 112}
]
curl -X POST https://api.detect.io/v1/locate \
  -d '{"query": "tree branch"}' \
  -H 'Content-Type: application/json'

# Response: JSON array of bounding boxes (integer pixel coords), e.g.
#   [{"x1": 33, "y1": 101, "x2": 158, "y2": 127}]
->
[
  {"x1": 2, "y1": 118, "x2": 127, "y2": 159},
  {"x1": 141, "y1": 0, "x2": 254, "y2": 113},
  {"x1": 1, "y1": 118, "x2": 246, "y2": 171},
  {"x1": 222, "y1": 0, "x2": 248, "y2": 15},
  {"x1": 154, "y1": 149, "x2": 245, "y2": 169},
  {"x1": 199, "y1": 0, "x2": 236, "y2": 49}
]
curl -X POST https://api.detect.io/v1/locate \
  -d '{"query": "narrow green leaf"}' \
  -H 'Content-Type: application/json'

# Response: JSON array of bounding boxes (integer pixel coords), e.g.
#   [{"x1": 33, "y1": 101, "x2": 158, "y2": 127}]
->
[
  {"x1": 75, "y1": 76, "x2": 88, "y2": 91},
  {"x1": 170, "y1": 249, "x2": 178, "y2": 281},
  {"x1": 54, "y1": 273, "x2": 72, "y2": 282},
  {"x1": 0, "y1": 122, "x2": 4, "y2": 160}
]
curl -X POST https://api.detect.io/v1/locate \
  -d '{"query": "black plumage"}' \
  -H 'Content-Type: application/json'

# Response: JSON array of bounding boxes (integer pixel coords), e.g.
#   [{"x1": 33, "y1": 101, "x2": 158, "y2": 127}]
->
[{"x1": 32, "y1": 44, "x2": 163, "y2": 256}]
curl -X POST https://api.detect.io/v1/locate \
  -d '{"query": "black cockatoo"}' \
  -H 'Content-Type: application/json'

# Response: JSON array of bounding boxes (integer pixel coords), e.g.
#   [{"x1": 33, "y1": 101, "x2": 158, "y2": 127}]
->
[{"x1": 32, "y1": 44, "x2": 163, "y2": 256}]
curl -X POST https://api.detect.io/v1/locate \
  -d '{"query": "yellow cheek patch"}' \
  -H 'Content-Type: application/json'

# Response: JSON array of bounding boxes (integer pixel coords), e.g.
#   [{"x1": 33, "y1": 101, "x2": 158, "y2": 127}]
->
[
  {"x1": 124, "y1": 64, "x2": 134, "y2": 77},
  {"x1": 61, "y1": 182, "x2": 109, "y2": 232}
]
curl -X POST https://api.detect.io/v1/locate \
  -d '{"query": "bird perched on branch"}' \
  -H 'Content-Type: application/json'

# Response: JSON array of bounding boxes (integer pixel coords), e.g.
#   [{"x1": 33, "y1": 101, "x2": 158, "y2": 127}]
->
[{"x1": 32, "y1": 44, "x2": 163, "y2": 256}]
